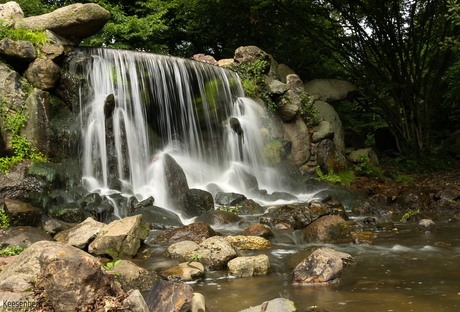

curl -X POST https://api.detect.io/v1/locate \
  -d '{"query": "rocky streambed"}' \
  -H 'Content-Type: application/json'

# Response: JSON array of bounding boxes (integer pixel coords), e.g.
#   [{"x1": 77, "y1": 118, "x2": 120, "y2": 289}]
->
[{"x1": 1, "y1": 170, "x2": 459, "y2": 311}]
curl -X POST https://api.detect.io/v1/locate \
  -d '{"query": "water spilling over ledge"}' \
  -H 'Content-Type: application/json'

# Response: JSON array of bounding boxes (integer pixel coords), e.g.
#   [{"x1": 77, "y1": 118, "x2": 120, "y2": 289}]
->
[{"x1": 70, "y1": 48, "x2": 307, "y2": 217}]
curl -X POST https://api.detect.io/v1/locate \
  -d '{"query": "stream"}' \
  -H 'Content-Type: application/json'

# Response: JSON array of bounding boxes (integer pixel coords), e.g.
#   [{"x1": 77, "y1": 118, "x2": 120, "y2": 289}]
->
[{"x1": 139, "y1": 221, "x2": 460, "y2": 312}]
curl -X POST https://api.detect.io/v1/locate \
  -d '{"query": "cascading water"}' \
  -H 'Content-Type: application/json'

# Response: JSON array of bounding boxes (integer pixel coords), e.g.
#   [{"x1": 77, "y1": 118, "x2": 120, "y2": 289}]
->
[{"x1": 74, "y1": 48, "x2": 301, "y2": 217}]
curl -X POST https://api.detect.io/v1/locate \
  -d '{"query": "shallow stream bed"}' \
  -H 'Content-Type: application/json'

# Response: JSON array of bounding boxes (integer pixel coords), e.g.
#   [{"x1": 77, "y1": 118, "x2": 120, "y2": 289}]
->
[{"x1": 141, "y1": 222, "x2": 460, "y2": 312}]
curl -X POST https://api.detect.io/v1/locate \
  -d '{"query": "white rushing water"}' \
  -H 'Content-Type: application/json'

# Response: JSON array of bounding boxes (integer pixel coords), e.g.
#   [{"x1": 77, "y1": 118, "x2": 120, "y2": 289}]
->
[{"x1": 75, "y1": 48, "x2": 304, "y2": 216}]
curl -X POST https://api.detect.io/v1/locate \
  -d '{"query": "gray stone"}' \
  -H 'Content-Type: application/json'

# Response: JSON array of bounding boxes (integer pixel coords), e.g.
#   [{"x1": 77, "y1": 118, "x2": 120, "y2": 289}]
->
[
  {"x1": 0, "y1": 1, "x2": 24, "y2": 20},
  {"x1": 227, "y1": 254, "x2": 270, "y2": 277},
  {"x1": 195, "y1": 236, "x2": 238, "y2": 270},
  {"x1": 282, "y1": 117, "x2": 310, "y2": 165},
  {"x1": 154, "y1": 221, "x2": 217, "y2": 244},
  {"x1": 292, "y1": 247, "x2": 354, "y2": 285},
  {"x1": 2, "y1": 198, "x2": 42, "y2": 226},
  {"x1": 111, "y1": 259, "x2": 159, "y2": 292},
  {"x1": 303, "y1": 215, "x2": 352, "y2": 244},
  {"x1": 166, "y1": 240, "x2": 200, "y2": 261},
  {"x1": 0, "y1": 61, "x2": 27, "y2": 109},
  {"x1": 0, "y1": 226, "x2": 53, "y2": 248},
  {"x1": 304, "y1": 79, "x2": 358, "y2": 102},
  {"x1": 54, "y1": 217, "x2": 105, "y2": 249},
  {"x1": 24, "y1": 57, "x2": 60, "y2": 90},
  {"x1": 192, "y1": 53, "x2": 217, "y2": 65},
  {"x1": 191, "y1": 293, "x2": 206, "y2": 312},
  {"x1": 278, "y1": 64, "x2": 296, "y2": 83},
  {"x1": 14, "y1": 3, "x2": 111, "y2": 41},
  {"x1": 23, "y1": 90, "x2": 50, "y2": 155},
  {"x1": 145, "y1": 279, "x2": 194, "y2": 312},
  {"x1": 239, "y1": 298, "x2": 296, "y2": 312},
  {"x1": 88, "y1": 214, "x2": 149, "y2": 258},
  {"x1": 313, "y1": 100, "x2": 345, "y2": 151},
  {"x1": 0, "y1": 38, "x2": 36, "y2": 62},
  {"x1": 234, "y1": 46, "x2": 270, "y2": 66},
  {"x1": 159, "y1": 261, "x2": 205, "y2": 282},
  {"x1": 312, "y1": 120, "x2": 334, "y2": 143},
  {"x1": 268, "y1": 79, "x2": 288, "y2": 94}
]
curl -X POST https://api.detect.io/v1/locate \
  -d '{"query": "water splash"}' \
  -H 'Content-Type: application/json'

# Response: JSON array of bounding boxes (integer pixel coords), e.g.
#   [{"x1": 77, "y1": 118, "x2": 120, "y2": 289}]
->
[{"x1": 73, "y1": 48, "x2": 300, "y2": 216}]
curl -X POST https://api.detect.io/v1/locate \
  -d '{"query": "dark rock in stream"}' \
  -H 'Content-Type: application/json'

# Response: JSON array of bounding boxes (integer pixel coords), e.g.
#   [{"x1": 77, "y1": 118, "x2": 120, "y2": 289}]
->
[
  {"x1": 196, "y1": 210, "x2": 241, "y2": 225},
  {"x1": 238, "y1": 198, "x2": 265, "y2": 214},
  {"x1": 242, "y1": 223, "x2": 274, "y2": 238},
  {"x1": 153, "y1": 221, "x2": 217, "y2": 244},
  {"x1": 163, "y1": 153, "x2": 189, "y2": 211},
  {"x1": 48, "y1": 202, "x2": 85, "y2": 223},
  {"x1": 215, "y1": 191, "x2": 247, "y2": 206},
  {"x1": 303, "y1": 215, "x2": 352, "y2": 244},
  {"x1": 184, "y1": 188, "x2": 214, "y2": 217},
  {"x1": 137, "y1": 205, "x2": 183, "y2": 229}
]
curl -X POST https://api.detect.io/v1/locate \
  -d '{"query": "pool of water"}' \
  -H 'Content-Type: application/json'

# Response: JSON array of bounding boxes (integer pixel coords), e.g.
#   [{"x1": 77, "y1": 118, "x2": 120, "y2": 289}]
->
[{"x1": 141, "y1": 222, "x2": 460, "y2": 311}]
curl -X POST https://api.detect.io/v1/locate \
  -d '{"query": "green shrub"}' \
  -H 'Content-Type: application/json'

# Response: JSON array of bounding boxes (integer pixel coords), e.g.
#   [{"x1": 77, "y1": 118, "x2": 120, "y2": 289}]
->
[
  {"x1": 0, "y1": 245, "x2": 24, "y2": 256},
  {"x1": 0, "y1": 23, "x2": 47, "y2": 47},
  {"x1": 315, "y1": 167, "x2": 355, "y2": 186},
  {"x1": 0, "y1": 209, "x2": 10, "y2": 229}
]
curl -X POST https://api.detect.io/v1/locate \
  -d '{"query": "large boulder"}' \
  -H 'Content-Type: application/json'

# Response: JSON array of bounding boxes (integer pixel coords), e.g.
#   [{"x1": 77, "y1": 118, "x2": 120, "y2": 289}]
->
[
  {"x1": 227, "y1": 254, "x2": 270, "y2": 277},
  {"x1": 225, "y1": 235, "x2": 271, "y2": 250},
  {"x1": 153, "y1": 221, "x2": 217, "y2": 244},
  {"x1": 195, "y1": 236, "x2": 238, "y2": 270},
  {"x1": 0, "y1": 241, "x2": 124, "y2": 311},
  {"x1": 163, "y1": 153, "x2": 189, "y2": 211},
  {"x1": 24, "y1": 57, "x2": 60, "y2": 90},
  {"x1": 23, "y1": 90, "x2": 51, "y2": 155},
  {"x1": 111, "y1": 259, "x2": 159, "y2": 292},
  {"x1": 304, "y1": 79, "x2": 358, "y2": 102},
  {"x1": 234, "y1": 46, "x2": 271, "y2": 66},
  {"x1": 14, "y1": 3, "x2": 111, "y2": 42},
  {"x1": 282, "y1": 117, "x2": 310, "y2": 166},
  {"x1": 313, "y1": 100, "x2": 345, "y2": 152},
  {"x1": 0, "y1": 61, "x2": 27, "y2": 109},
  {"x1": 292, "y1": 247, "x2": 354, "y2": 285},
  {"x1": 184, "y1": 188, "x2": 214, "y2": 217},
  {"x1": 54, "y1": 217, "x2": 105, "y2": 249},
  {"x1": 303, "y1": 215, "x2": 352, "y2": 244},
  {"x1": 88, "y1": 215, "x2": 149, "y2": 258},
  {"x1": 0, "y1": 38, "x2": 36, "y2": 65},
  {"x1": 145, "y1": 279, "x2": 194, "y2": 312},
  {"x1": 0, "y1": 226, "x2": 53, "y2": 248},
  {"x1": 0, "y1": 162, "x2": 48, "y2": 200},
  {"x1": 2, "y1": 198, "x2": 42, "y2": 226},
  {"x1": 0, "y1": 1, "x2": 24, "y2": 20}
]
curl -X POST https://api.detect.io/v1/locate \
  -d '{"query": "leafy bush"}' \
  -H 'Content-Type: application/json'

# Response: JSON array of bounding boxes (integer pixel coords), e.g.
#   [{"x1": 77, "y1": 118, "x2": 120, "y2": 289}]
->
[
  {"x1": 315, "y1": 167, "x2": 355, "y2": 186},
  {"x1": 0, "y1": 245, "x2": 24, "y2": 256},
  {"x1": 0, "y1": 23, "x2": 47, "y2": 46},
  {"x1": 0, "y1": 209, "x2": 10, "y2": 229}
]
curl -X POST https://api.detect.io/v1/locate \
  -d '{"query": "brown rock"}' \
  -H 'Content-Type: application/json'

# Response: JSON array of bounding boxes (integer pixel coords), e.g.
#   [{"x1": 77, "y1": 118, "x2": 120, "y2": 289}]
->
[
  {"x1": 24, "y1": 57, "x2": 60, "y2": 90},
  {"x1": 242, "y1": 224, "x2": 274, "y2": 238},
  {"x1": 145, "y1": 279, "x2": 193, "y2": 312},
  {"x1": 303, "y1": 215, "x2": 352, "y2": 244},
  {"x1": 154, "y1": 221, "x2": 217, "y2": 244}
]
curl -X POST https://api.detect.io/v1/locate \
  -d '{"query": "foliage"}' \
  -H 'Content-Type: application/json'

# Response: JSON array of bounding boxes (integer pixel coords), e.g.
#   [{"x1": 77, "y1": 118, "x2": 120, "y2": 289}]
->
[
  {"x1": 354, "y1": 155, "x2": 383, "y2": 179},
  {"x1": 217, "y1": 205, "x2": 242, "y2": 214},
  {"x1": 0, "y1": 105, "x2": 47, "y2": 173},
  {"x1": 400, "y1": 208, "x2": 420, "y2": 222},
  {"x1": 103, "y1": 259, "x2": 121, "y2": 270},
  {"x1": 298, "y1": 92, "x2": 320, "y2": 127},
  {"x1": 189, "y1": 253, "x2": 202, "y2": 262},
  {"x1": 0, "y1": 22, "x2": 47, "y2": 46},
  {"x1": 0, "y1": 245, "x2": 24, "y2": 256},
  {"x1": 0, "y1": 209, "x2": 10, "y2": 229},
  {"x1": 315, "y1": 167, "x2": 355, "y2": 186},
  {"x1": 263, "y1": 140, "x2": 283, "y2": 165},
  {"x1": 228, "y1": 59, "x2": 277, "y2": 111}
]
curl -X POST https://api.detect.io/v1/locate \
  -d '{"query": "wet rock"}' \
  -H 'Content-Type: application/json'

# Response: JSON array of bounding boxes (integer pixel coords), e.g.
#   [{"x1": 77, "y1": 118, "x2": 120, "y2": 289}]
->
[
  {"x1": 351, "y1": 231, "x2": 377, "y2": 244},
  {"x1": 435, "y1": 187, "x2": 460, "y2": 201},
  {"x1": 2, "y1": 198, "x2": 42, "y2": 226},
  {"x1": 397, "y1": 188, "x2": 430, "y2": 215},
  {"x1": 262, "y1": 202, "x2": 329, "y2": 230},
  {"x1": 418, "y1": 219, "x2": 435, "y2": 233},
  {"x1": 54, "y1": 217, "x2": 105, "y2": 249},
  {"x1": 231, "y1": 167, "x2": 259, "y2": 193},
  {"x1": 0, "y1": 241, "x2": 123, "y2": 311},
  {"x1": 184, "y1": 189, "x2": 214, "y2": 217},
  {"x1": 227, "y1": 254, "x2": 270, "y2": 277},
  {"x1": 88, "y1": 215, "x2": 149, "y2": 258},
  {"x1": 239, "y1": 298, "x2": 296, "y2": 312},
  {"x1": 303, "y1": 215, "x2": 352, "y2": 244},
  {"x1": 111, "y1": 259, "x2": 159, "y2": 292},
  {"x1": 145, "y1": 279, "x2": 193, "y2": 312},
  {"x1": 262, "y1": 191, "x2": 299, "y2": 202},
  {"x1": 165, "y1": 240, "x2": 200, "y2": 261},
  {"x1": 137, "y1": 205, "x2": 183, "y2": 229},
  {"x1": 0, "y1": 226, "x2": 53, "y2": 248},
  {"x1": 238, "y1": 199, "x2": 265, "y2": 215},
  {"x1": 230, "y1": 117, "x2": 244, "y2": 136},
  {"x1": 159, "y1": 261, "x2": 205, "y2": 282},
  {"x1": 225, "y1": 235, "x2": 271, "y2": 250},
  {"x1": 292, "y1": 247, "x2": 354, "y2": 285},
  {"x1": 163, "y1": 153, "x2": 189, "y2": 211},
  {"x1": 195, "y1": 236, "x2": 238, "y2": 270},
  {"x1": 215, "y1": 191, "x2": 247, "y2": 206},
  {"x1": 25, "y1": 57, "x2": 60, "y2": 90},
  {"x1": 14, "y1": 3, "x2": 111, "y2": 41},
  {"x1": 196, "y1": 210, "x2": 241, "y2": 225},
  {"x1": 48, "y1": 202, "x2": 85, "y2": 223},
  {"x1": 154, "y1": 221, "x2": 217, "y2": 244},
  {"x1": 242, "y1": 224, "x2": 274, "y2": 238},
  {"x1": 0, "y1": 161, "x2": 47, "y2": 200}
]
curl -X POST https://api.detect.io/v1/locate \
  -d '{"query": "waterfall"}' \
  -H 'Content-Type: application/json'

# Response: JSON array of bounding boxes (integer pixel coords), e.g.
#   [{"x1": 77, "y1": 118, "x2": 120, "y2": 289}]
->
[{"x1": 73, "y1": 48, "x2": 297, "y2": 216}]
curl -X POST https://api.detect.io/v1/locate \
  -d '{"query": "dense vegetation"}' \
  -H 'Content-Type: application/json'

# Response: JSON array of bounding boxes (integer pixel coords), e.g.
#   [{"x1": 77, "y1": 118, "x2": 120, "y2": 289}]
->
[{"x1": 3, "y1": 0, "x2": 460, "y2": 162}]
